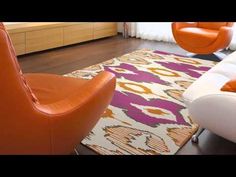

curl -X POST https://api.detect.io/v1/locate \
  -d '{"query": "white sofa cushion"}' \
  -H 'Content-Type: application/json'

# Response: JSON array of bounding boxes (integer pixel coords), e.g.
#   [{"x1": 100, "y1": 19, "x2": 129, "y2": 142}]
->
[
  {"x1": 183, "y1": 51, "x2": 236, "y2": 106},
  {"x1": 183, "y1": 73, "x2": 230, "y2": 106}
]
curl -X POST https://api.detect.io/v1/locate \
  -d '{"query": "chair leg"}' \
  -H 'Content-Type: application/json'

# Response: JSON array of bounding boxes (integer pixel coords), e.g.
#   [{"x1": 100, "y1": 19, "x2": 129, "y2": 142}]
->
[
  {"x1": 186, "y1": 52, "x2": 226, "y2": 61},
  {"x1": 191, "y1": 127, "x2": 205, "y2": 143},
  {"x1": 74, "y1": 148, "x2": 79, "y2": 155},
  {"x1": 213, "y1": 51, "x2": 226, "y2": 60},
  {"x1": 186, "y1": 52, "x2": 195, "y2": 57}
]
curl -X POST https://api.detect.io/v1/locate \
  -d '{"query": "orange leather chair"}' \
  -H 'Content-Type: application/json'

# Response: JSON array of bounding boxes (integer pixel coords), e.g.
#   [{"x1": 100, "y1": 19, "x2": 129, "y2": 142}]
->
[
  {"x1": 172, "y1": 22, "x2": 234, "y2": 54},
  {"x1": 0, "y1": 22, "x2": 116, "y2": 155}
]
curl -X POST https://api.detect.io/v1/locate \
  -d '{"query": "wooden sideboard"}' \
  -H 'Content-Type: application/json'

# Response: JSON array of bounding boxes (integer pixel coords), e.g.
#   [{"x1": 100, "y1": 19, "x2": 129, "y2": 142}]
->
[{"x1": 5, "y1": 22, "x2": 117, "y2": 56}]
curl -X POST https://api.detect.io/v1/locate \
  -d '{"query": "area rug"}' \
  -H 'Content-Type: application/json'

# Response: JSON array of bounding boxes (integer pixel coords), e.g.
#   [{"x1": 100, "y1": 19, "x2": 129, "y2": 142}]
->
[{"x1": 65, "y1": 49, "x2": 217, "y2": 155}]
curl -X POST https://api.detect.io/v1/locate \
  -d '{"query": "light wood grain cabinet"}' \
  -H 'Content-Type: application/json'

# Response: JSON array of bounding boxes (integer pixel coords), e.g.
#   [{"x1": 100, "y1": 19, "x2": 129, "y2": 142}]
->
[
  {"x1": 94, "y1": 23, "x2": 117, "y2": 39},
  {"x1": 26, "y1": 28, "x2": 63, "y2": 53},
  {"x1": 5, "y1": 22, "x2": 117, "y2": 55},
  {"x1": 63, "y1": 23, "x2": 93, "y2": 45},
  {"x1": 9, "y1": 33, "x2": 25, "y2": 55}
]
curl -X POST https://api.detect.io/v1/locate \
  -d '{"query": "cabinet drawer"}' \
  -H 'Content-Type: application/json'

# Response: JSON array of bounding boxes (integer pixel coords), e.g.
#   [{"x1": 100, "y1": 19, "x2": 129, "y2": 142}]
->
[
  {"x1": 9, "y1": 33, "x2": 25, "y2": 55},
  {"x1": 26, "y1": 27, "x2": 63, "y2": 53},
  {"x1": 93, "y1": 22, "x2": 117, "y2": 39},
  {"x1": 94, "y1": 28, "x2": 117, "y2": 39},
  {"x1": 63, "y1": 23, "x2": 93, "y2": 45},
  {"x1": 94, "y1": 23, "x2": 117, "y2": 31}
]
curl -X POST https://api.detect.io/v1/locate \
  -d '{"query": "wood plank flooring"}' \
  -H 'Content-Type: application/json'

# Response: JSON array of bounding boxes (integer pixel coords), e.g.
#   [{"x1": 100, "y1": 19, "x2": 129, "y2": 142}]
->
[{"x1": 18, "y1": 34, "x2": 236, "y2": 155}]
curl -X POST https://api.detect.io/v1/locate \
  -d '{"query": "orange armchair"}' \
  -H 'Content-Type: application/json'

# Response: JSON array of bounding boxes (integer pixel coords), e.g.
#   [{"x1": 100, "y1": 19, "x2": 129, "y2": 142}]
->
[
  {"x1": 0, "y1": 23, "x2": 116, "y2": 154},
  {"x1": 172, "y1": 22, "x2": 234, "y2": 55}
]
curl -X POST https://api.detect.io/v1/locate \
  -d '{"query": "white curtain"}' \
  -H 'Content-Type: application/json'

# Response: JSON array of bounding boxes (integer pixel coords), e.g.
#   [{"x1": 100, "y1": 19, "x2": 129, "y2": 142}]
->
[
  {"x1": 127, "y1": 22, "x2": 236, "y2": 51},
  {"x1": 135, "y1": 22, "x2": 175, "y2": 43},
  {"x1": 229, "y1": 24, "x2": 236, "y2": 50}
]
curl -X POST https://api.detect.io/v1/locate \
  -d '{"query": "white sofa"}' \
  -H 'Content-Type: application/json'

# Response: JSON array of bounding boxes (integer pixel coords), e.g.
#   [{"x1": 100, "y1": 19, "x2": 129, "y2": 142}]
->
[{"x1": 183, "y1": 51, "x2": 236, "y2": 143}]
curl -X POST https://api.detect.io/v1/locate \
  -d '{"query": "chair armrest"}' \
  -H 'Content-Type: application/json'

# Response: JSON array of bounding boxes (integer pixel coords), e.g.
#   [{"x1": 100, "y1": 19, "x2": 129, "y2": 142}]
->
[
  {"x1": 213, "y1": 26, "x2": 234, "y2": 49},
  {"x1": 218, "y1": 26, "x2": 233, "y2": 38},
  {"x1": 188, "y1": 91, "x2": 236, "y2": 142},
  {"x1": 36, "y1": 71, "x2": 116, "y2": 115},
  {"x1": 35, "y1": 71, "x2": 116, "y2": 154},
  {"x1": 172, "y1": 22, "x2": 198, "y2": 30}
]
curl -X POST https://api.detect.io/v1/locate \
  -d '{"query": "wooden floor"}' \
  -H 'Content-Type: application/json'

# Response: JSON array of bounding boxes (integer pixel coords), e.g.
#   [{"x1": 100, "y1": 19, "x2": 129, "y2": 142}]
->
[{"x1": 19, "y1": 34, "x2": 236, "y2": 155}]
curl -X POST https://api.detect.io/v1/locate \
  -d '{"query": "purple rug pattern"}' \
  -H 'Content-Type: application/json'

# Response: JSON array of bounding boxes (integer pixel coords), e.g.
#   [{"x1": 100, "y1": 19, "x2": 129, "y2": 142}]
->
[{"x1": 65, "y1": 49, "x2": 216, "y2": 155}]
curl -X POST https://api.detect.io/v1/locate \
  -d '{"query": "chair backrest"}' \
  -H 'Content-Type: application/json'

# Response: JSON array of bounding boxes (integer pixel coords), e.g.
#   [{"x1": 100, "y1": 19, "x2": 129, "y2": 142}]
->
[
  {"x1": 0, "y1": 22, "x2": 38, "y2": 111},
  {"x1": 197, "y1": 22, "x2": 234, "y2": 30}
]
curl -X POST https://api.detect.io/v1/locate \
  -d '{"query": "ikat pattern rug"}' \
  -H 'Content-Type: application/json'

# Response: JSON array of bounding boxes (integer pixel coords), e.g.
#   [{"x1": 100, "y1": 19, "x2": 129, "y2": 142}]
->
[{"x1": 65, "y1": 49, "x2": 216, "y2": 155}]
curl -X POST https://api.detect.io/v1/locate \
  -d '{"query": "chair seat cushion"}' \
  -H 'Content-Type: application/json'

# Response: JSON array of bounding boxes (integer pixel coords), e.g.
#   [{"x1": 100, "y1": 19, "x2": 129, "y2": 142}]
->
[
  {"x1": 177, "y1": 27, "x2": 219, "y2": 48},
  {"x1": 24, "y1": 73, "x2": 88, "y2": 105}
]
